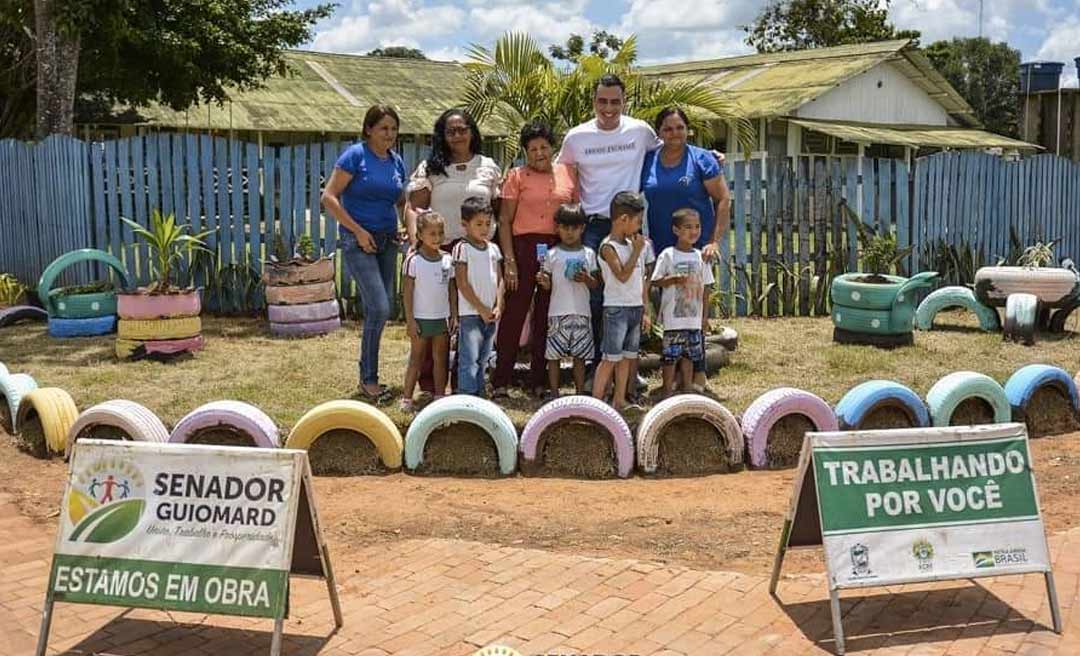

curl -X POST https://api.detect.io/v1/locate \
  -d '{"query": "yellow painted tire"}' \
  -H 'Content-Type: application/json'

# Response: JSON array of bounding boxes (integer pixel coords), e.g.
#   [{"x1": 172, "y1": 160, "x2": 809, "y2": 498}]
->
[
  {"x1": 285, "y1": 400, "x2": 403, "y2": 469},
  {"x1": 117, "y1": 316, "x2": 202, "y2": 340},
  {"x1": 16, "y1": 387, "x2": 79, "y2": 455}
]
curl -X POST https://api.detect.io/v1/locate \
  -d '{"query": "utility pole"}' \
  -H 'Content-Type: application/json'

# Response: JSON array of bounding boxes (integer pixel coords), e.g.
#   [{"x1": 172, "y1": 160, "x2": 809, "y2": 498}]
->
[{"x1": 978, "y1": 0, "x2": 984, "y2": 38}]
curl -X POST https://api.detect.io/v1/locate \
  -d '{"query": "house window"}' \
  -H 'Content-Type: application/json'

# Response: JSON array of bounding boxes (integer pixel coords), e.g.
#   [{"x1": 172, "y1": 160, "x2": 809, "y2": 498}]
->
[{"x1": 801, "y1": 129, "x2": 831, "y2": 154}]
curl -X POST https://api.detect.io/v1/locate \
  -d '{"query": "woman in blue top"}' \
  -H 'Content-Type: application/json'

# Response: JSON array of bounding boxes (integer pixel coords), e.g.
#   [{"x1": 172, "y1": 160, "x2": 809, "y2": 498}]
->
[
  {"x1": 640, "y1": 107, "x2": 731, "y2": 260},
  {"x1": 321, "y1": 105, "x2": 406, "y2": 402}
]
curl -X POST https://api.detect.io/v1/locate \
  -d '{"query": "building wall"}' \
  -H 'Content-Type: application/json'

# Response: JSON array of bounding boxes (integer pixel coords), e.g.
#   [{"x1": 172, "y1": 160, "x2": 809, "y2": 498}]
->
[
  {"x1": 794, "y1": 62, "x2": 950, "y2": 126},
  {"x1": 1021, "y1": 90, "x2": 1080, "y2": 162}
]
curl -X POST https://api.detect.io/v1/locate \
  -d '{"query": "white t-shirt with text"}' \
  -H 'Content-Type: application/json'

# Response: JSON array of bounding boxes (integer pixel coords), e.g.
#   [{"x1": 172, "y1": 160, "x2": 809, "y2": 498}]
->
[
  {"x1": 651, "y1": 246, "x2": 715, "y2": 331},
  {"x1": 403, "y1": 250, "x2": 455, "y2": 320},
  {"x1": 543, "y1": 245, "x2": 598, "y2": 318},
  {"x1": 557, "y1": 116, "x2": 659, "y2": 217},
  {"x1": 452, "y1": 240, "x2": 503, "y2": 316}
]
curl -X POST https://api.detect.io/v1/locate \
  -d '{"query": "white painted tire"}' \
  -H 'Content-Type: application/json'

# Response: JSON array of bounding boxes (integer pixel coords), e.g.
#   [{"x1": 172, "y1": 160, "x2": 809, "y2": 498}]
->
[
  {"x1": 926, "y1": 371, "x2": 1011, "y2": 427},
  {"x1": 636, "y1": 395, "x2": 742, "y2": 474},
  {"x1": 975, "y1": 266, "x2": 1079, "y2": 306},
  {"x1": 404, "y1": 395, "x2": 518, "y2": 475},
  {"x1": 0, "y1": 372, "x2": 38, "y2": 432},
  {"x1": 65, "y1": 399, "x2": 170, "y2": 459},
  {"x1": 169, "y1": 400, "x2": 281, "y2": 448},
  {"x1": 1003, "y1": 293, "x2": 1038, "y2": 345},
  {"x1": 741, "y1": 387, "x2": 838, "y2": 469}
]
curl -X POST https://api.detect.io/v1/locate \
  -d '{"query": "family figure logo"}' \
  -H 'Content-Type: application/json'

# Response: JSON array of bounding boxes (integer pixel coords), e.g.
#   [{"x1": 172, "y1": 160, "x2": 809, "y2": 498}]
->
[{"x1": 67, "y1": 457, "x2": 146, "y2": 544}]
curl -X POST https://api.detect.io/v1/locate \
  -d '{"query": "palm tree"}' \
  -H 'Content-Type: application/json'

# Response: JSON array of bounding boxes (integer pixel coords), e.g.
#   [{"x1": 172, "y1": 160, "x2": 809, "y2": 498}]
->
[{"x1": 462, "y1": 32, "x2": 755, "y2": 163}]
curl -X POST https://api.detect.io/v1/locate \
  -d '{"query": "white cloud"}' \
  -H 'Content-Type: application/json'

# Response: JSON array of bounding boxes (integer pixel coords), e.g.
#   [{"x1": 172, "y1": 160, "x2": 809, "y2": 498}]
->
[
  {"x1": 1036, "y1": 17, "x2": 1080, "y2": 87},
  {"x1": 466, "y1": 2, "x2": 594, "y2": 44},
  {"x1": 618, "y1": 0, "x2": 762, "y2": 33},
  {"x1": 311, "y1": 0, "x2": 465, "y2": 54}
]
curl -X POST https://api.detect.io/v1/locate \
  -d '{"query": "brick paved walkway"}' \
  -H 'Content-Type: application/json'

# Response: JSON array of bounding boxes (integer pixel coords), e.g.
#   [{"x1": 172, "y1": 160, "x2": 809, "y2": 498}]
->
[{"x1": 2, "y1": 492, "x2": 1078, "y2": 656}]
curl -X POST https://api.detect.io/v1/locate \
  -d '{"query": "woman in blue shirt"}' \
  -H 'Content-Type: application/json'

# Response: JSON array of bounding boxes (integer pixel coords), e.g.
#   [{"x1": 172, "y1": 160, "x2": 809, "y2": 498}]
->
[
  {"x1": 321, "y1": 105, "x2": 406, "y2": 402},
  {"x1": 640, "y1": 107, "x2": 731, "y2": 260}
]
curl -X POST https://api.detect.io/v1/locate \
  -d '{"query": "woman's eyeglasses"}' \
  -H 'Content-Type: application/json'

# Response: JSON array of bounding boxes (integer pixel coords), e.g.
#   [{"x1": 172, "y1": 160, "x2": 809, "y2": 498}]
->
[{"x1": 444, "y1": 126, "x2": 471, "y2": 136}]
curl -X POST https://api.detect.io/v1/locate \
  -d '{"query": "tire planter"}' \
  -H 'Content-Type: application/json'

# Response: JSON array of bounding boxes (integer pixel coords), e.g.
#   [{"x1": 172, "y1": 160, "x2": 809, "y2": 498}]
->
[
  {"x1": 1049, "y1": 298, "x2": 1080, "y2": 333},
  {"x1": 37, "y1": 249, "x2": 133, "y2": 317},
  {"x1": 404, "y1": 396, "x2": 518, "y2": 476},
  {"x1": 116, "y1": 336, "x2": 205, "y2": 360},
  {"x1": 65, "y1": 399, "x2": 170, "y2": 459},
  {"x1": 0, "y1": 305, "x2": 48, "y2": 327},
  {"x1": 48, "y1": 315, "x2": 116, "y2": 337},
  {"x1": 1003, "y1": 293, "x2": 1038, "y2": 345},
  {"x1": 914, "y1": 286, "x2": 1000, "y2": 332},
  {"x1": 269, "y1": 317, "x2": 342, "y2": 337},
  {"x1": 705, "y1": 326, "x2": 739, "y2": 351},
  {"x1": 285, "y1": 400, "x2": 403, "y2": 470},
  {"x1": 265, "y1": 281, "x2": 336, "y2": 305},
  {"x1": 168, "y1": 400, "x2": 280, "y2": 448},
  {"x1": 267, "y1": 299, "x2": 340, "y2": 324},
  {"x1": 264, "y1": 257, "x2": 335, "y2": 286},
  {"x1": 831, "y1": 272, "x2": 938, "y2": 345},
  {"x1": 926, "y1": 371, "x2": 1011, "y2": 427},
  {"x1": 1004, "y1": 364, "x2": 1080, "y2": 434},
  {"x1": 49, "y1": 290, "x2": 118, "y2": 319},
  {"x1": 741, "y1": 387, "x2": 838, "y2": 469},
  {"x1": 636, "y1": 395, "x2": 743, "y2": 475},
  {"x1": 0, "y1": 372, "x2": 38, "y2": 433},
  {"x1": 16, "y1": 387, "x2": 78, "y2": 455},
  {"x1": 117, "y1": 316, "x2": 202, "y2": 340},
  {"x1": 834, "y1": 380, "x2": 930, "y2": 431},
  {"x1": 117, "y1": 290, "x2": 201, "y2": 320},
  {"x1": 974, "y1": 266, "x2": 1080, "y2": 307},
  {"x1": 519, "y1": 395, "x2": 634, "y2": 478}
]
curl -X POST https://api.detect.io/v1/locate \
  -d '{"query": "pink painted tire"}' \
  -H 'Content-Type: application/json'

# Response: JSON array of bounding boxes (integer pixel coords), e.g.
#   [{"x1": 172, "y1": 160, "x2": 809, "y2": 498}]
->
[
  {"x1": 65, "y1": 399, "x2": 170, "y2": 459},
  {"x1": 267, "y1": 299, "x2": 339, "y2": 324},
  {"x1": 116, "y1": 336, "x2": 205, "y2": 359},
  {"x1": 117, "y1": 291, "x2": 201, "y2": 320},
  {"x1": 519, "y1": 395, "x2": 634, "y2": 478},
  {"x1": 269, "y1": 317, "x2": 341, "y2": 337},
  {"x1": 169, "y1": 400, "x2": 281, "y2": 448},
  {"x1": 741, "y1": 387, "x2": 839, "y2": 469}
]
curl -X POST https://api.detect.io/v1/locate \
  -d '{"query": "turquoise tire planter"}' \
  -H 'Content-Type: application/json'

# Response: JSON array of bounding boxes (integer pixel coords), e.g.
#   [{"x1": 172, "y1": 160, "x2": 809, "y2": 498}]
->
[
  {"x1": 37, "y1": 249, "x2": 133, "y2": 317},
  {"x1": 831, "y1": 272, "x2": 938, "y2": 343},
  {"x1": 834, "y1": 380, "x2": 930, "y2": 430},
  {"x1": 50, "y1": 290, "x2": 117, "y2": 319},
  {"x1": 404, "y1": 395, "x2": 518, "y2": 476},
  {"x1": 914, "y1": 286, "x2": 1000, "y2": 332},
  {"x1": 1004, "y1": 364, "x2": 1080, "y2": 420},
  {"x1": 926, "y1": 371, "x2": 1011, "y2": 427}
]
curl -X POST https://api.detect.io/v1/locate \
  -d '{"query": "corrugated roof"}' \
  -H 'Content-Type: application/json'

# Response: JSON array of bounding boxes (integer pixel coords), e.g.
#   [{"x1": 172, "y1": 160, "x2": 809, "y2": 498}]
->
[
  {"x1": 787, "y1": 117, "x2": 1041, "y2": 151},
  {"x1": 93, "y1": 50, "x2": 479, "y2": 135},
  {"x1": 641, "y1": 40, "x2": 980, "y2": 127}
]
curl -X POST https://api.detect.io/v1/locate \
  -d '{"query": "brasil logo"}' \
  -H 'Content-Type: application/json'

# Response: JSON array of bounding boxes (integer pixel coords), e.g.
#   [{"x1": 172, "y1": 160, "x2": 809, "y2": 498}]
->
[
  {"x1": 66, "y1": 458, "x2": 146, "y2": 543},
  {"x1": 973, "y1": 551, "x2": 996, "y2": 568}
]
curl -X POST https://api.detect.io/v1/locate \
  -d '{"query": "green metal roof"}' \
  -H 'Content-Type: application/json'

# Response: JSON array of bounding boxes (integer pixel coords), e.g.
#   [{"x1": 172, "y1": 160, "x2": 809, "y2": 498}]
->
[
  {"x1": 641, "y1": 40, "x2": 980, "y2": 127},
  {"x1": 94, "y1": 50, "x2": 479, "y2": 136},
  {"x1": 787, "y1": 117, "x2": 1041, "y2": 151}
]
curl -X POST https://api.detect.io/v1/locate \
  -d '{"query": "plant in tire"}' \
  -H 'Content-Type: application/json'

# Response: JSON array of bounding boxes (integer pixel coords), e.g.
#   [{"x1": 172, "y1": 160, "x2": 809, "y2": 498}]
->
[
  {"x1": 121, "y1": 211, "x2": 212, "y2": 294},
  {"x1": 0, "y1": 274, "x2": 27, "y2": 307}
]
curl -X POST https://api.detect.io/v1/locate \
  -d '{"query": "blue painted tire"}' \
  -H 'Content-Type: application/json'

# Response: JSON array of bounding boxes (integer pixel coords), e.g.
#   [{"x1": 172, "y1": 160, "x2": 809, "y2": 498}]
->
[
  {"x1": 834, "y1": 380, "x2": 930, "y2": 430},
  {"x1": 0, "y1": 372, "x2": 38, "y2": 432},
  {"x1": 915, "y1": 286, "x2": 1000, "y2": 332},
  {"x1": 1004, "y1": 364, "x2": 1080, "y2": 416},
  {"x1": 48, "y1": 315, "x2": 116, "y2": 337},
  {"x1": 926, "y1": 371, "x2": 1011, "y2": 427},
  {"x1": 404, "y1": 395, "x2": 518, "y2": 475}
]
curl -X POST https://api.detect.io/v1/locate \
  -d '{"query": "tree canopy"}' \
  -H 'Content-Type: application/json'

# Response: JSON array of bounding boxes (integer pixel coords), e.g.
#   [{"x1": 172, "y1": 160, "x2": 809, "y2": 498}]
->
[
  {"x1": 925, "y1": 37, "x2": 1020, "y2": 137},
  {"x1": 366, "y1": 46, "x2": 426, "y2": 59},
  {"x1": 744, "y1": 0, "x2": 920, "y2": 52},
  {"x1": 549, "y1": 30, "x2": 625, "y2": 62}
]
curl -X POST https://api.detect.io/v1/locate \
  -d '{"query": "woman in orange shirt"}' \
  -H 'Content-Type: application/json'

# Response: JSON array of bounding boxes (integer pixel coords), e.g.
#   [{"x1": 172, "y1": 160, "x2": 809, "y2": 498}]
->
[{"x1": 492, "y1": 122, "x2": 579, "y2": 399}]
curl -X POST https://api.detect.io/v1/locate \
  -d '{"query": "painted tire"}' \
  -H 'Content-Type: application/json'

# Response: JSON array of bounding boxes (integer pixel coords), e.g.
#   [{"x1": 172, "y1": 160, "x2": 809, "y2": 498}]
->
[
  {"x1": 0, "y1": 305, "x2": 48, "y2": 327},
  {"x1": 264, "y1": 258, "x2": 335, "y2": 286},
  {"x1": 1003, "y1": 293, "x2": 1038, "y2": 345},
  {"x1": 1004, "y1": 364, "x2": 1080, "y2": 417},
  {"x1": 915, "y1": 286, "x2": 1000, "y2": 331},
  {"x1": 265, "y1": 280, "x2": 336, "y2": 305},
  {"x1": 835, "y1": 380, "x2": 930, "y2": 430},
  {"x1": 49, "y1": 291, "x2": 117, "y2": 319},
  {"x1": 1049, "y1": 298, "x2": 1080, "y2": 333},
  {"x1": 926, "y1": 371, "x2": 1011, "y2": 427},
  {"x1": 519, "y1": 395, "x2": 634, "y2": 478},
  {"x1": 168, "y1": 400, "x2": 280, "y2": 448},
  {"x1": 117, "y1": 291, "x2": 201, "y2": 320},
  {"x1": 269, "y1": 317, "x2": 341, "y2": 337},
  {"x1": 0, "y1": 363, "x2": 6, "y2": 378},
  {"x1": 831, "y1": 306, "x2": 904, "y2": 335},
  {"x1": 117, "y1": 316, "x2": 202, "y2": 340},
  {"x1": 706, "y1": 326, "x2": 739, "y2": 351},
  {"x1": 636, "y1": 395, "x2": 743, "y2": 474},
  {"x1": 268, "y1": 299, "x2": 339, "y2": 324},
  {"x1": 404, "y1": 396, "x2": 518, "y2": 475},
  {"x1": 285, "y1": 400, "x2": 403, "y2": 469},
  {"x1": 116, "y1": 336, "x2": 205, "y2": 360},
  {"x1": 741, "y1": 387, "x2": 838, "y2": 469},
  {"x1": 832, "y1": 274, "x2": 907, "y2": 310},
  {"x1": 974, "y1": 266, "x2": 1080, "y2": 306},
  {"x1": 16, "y1": 387, "x2": 78, "y2": 454},
  {"x1": 65, "y1": 399, "x2": 170, "y2": 459},
  {"x1": 48, "y1": 315, "x2": 116, "y2": 337},
  {"x1": 37, "y1": 249, "x2": 133, "y2": 315},
  {"x1": 0, "y1": 373, "x2": 38, "y2": 432}
]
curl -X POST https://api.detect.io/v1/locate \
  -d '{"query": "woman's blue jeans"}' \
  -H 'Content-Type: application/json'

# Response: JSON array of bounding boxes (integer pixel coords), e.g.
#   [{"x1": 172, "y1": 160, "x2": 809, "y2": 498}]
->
[{"x1": 341, "y1": 232, "x2": 398, "y2": 386}]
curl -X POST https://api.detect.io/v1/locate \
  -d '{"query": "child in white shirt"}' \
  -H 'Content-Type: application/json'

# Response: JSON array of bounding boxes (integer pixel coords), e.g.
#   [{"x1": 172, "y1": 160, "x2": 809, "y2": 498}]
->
[{"x1": 453, "y1": 197, "x2": 504, "y2": 397}]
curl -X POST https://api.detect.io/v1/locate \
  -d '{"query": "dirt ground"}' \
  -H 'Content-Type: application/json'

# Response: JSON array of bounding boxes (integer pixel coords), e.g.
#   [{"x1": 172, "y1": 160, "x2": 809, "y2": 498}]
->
[{"x1": 6, "y1": 429, "x2": 1080, "y2": 577}]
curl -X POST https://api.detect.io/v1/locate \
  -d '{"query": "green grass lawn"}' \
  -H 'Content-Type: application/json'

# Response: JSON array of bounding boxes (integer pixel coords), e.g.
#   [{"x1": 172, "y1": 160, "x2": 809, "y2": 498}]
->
[{"x1": 1, "y1": 311, "x2": 1077, "y2": 432}]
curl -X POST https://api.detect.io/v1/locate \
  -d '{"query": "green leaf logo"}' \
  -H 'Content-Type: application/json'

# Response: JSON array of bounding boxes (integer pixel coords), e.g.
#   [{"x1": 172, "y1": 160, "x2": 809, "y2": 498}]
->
[
  {"x1": 70, "y1": 499, "x2": 145, "y2": 543},
  {"x1": 972, "y1": 551, "x2": 995, "y2": 568}
]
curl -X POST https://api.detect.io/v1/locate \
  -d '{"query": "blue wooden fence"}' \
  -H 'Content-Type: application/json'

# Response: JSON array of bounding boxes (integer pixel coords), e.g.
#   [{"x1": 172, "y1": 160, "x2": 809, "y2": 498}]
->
[{"x1": 2, "y1": 134, "x2": 1080, "y2": 317}]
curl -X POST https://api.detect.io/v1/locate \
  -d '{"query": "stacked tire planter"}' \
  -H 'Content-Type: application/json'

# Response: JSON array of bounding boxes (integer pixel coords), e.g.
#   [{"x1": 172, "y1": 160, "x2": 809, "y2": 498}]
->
[
  {"x1": 264, "y1": 256, "x2": 342, "y2": 337},
  {"x1": 830, "y1": 271, "x2": 938, "y2": 347},
  {"x1": 116, "y1": 289, "x2": 204, "y2": 360},
  {"x1": 404, "y1": 396, "x2": 518, "y2": 476},
  {"x1": 38, "y1": 249, "x2": 134, "y2": 338}
]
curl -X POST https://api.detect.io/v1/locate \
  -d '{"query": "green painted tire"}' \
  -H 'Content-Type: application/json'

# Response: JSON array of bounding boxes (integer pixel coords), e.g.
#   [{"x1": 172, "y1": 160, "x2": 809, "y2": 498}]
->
[
  {"x1": 832, "y1": 305, "x2": 898, "y2": 334},
  {"x1": 37, "y1": 249, "x2": 133, "y2": 316},
  {"x1": 831, "y1": 274, "x2": 905, "y2": 310},
  {"x1": 915, "y1": 286, "x2": 1000, "y2": 332},
  {"x1": 50, "y1": 291, "x2": 117, "y2": 319},
  {"x1": 926, "y1": 371, "x2": 1011, "y2": 427}
]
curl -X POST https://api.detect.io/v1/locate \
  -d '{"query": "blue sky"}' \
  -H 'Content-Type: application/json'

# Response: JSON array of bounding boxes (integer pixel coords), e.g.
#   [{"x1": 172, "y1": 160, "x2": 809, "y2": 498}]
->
[{"x1": 296, "y1": 0, "x2": 1080, "y2": 86}]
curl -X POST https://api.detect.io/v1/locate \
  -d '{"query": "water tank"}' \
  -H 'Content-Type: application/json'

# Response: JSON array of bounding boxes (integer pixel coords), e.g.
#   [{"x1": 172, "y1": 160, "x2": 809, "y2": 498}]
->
[{"x1": 1019, "y1": 61, "x2": 1064, "y2": 93}]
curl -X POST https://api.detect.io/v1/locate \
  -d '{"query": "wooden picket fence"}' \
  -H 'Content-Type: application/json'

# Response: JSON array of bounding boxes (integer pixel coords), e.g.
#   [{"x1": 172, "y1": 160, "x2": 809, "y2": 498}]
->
[{"x1": 2, "y1": 134, "x2": 1080, "y2": 318}]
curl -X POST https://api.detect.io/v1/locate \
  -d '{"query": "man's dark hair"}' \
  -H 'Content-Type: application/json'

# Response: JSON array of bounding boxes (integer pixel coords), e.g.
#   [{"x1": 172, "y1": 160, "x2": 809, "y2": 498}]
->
[
  {"x1": 595, "y1": 73, "x2": 625, "y2": 95},
  {"x1": 554, "y1": 203, "x2": 587, "y2": 226},
  {"x1": 610, "y1": 191, "x2": 644, "y2": 220},
  {"x1": 460, "y1": 196, "x2": 492, "y2": 223}
]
